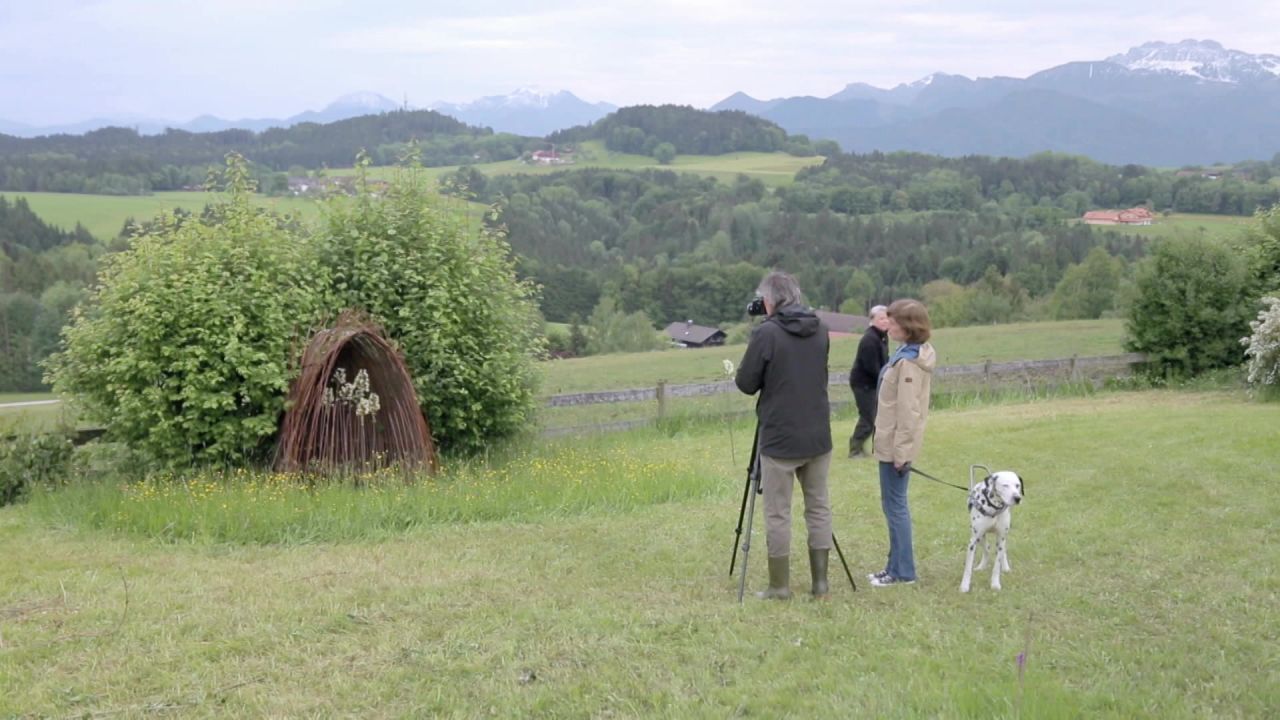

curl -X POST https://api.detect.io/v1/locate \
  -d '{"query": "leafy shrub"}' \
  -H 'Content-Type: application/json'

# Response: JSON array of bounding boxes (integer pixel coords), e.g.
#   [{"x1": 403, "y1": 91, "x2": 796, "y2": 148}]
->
[
  {"x1": 0, "y1": 431, "x2": 73, "y2": 506},
  {"x1": 586, "y1": 296, "x2": 663, "y2": 354},
  {"x1": 314, "y1": 160, "x2": 543, "y2": 455},
  {"x1": 1124, "y1": 236, "x2": 1254, "y2": 378},
  {"x1": 46, "y1": 155, "x2": 325, "y2": 465},
  {"x1": 1242, "y1": 296, "x2": 1280, "y2": 395}
]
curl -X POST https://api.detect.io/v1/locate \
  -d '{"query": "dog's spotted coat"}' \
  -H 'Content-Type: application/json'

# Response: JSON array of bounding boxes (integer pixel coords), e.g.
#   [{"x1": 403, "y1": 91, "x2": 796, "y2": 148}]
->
[{"x1": 960, "y1": 471, "x2": 1024, "y2": 592}]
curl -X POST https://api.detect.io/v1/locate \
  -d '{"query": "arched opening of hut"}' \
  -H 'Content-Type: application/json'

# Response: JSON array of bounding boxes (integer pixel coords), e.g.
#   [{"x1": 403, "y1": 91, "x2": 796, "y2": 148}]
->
[{"x1": 276, "y1": 314, "x2": 438, "y2": 475}]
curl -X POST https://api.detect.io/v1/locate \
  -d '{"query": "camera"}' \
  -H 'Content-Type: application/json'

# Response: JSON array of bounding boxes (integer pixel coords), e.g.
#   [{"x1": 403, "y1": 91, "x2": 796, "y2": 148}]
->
[{"x1": 746, "y1": 294, "x2": 767, "y2": 317}]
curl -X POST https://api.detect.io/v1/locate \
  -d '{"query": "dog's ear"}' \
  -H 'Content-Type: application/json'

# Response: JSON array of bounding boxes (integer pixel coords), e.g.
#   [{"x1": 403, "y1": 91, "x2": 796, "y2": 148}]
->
[
  {"x1": 983, "y1": 475, "x2": 994, "y2": 492},
  {"x1": 1016, "y1": 473, "x2": 1025, "y2": 495}
]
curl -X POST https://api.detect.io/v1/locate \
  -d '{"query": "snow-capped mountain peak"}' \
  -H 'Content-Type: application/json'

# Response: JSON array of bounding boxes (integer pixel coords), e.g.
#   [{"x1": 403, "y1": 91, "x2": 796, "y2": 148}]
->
[
  {"x1": 325, "y1": 92, "x2": 400, "y2": 112},
  {"x1": 1105, "y1": 39, "x2": 1280, "y2": 83}
]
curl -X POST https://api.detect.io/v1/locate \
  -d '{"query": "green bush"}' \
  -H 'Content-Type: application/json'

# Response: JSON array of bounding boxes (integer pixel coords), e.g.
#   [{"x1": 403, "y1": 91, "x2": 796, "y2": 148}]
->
[
  {"x1": 1125, "y1": 235, "x2": 1254, "y2": 378},
  {"x1": 314, "y1": 161, "x2": 543, "y2": 455},
  {"x1": 46, "y1": 155, "x2": 325, "y2": 466},
  {"x1": 0, "y1": 431, "x2": 73, "y2": 506}
]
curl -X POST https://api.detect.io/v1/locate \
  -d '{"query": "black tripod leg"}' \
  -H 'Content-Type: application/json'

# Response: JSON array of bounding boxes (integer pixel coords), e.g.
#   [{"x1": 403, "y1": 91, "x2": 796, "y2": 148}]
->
[
  {"x1": 832, "y1": 533, "x2": 857, "y2": 591},
  {"x1": 729, "y1": 430, "x2": 761, "y2": 576},
  {"x1": 728, "y1": 470, "x2": 752, "y2": 576},
  {"x1": 736, "y1": 473, "x2": 759, "y2": 603}
]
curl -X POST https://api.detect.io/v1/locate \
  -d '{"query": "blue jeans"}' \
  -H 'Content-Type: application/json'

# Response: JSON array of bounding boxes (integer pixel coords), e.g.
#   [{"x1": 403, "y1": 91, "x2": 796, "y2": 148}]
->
[{"x1": 878, "y1": 462, "x2": 916, "y2": 581}]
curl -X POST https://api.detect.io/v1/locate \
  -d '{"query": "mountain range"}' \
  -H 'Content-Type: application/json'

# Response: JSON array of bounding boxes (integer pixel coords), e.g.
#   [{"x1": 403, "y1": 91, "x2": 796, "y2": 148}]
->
[
  {"x1": 0, "y1": 89, "x2": 614, "y2": 140},
  {"x1": 712, "y1": 39, "x2": 1280, "y2": 166},
  {"x1": 4, "y1": 40, "x2": 1279, "y2": 165}
]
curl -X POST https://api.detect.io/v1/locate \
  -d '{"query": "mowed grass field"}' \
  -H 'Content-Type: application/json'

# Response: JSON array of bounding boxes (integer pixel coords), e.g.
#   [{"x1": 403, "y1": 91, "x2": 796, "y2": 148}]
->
[{"x1": 1, "y1": 391, "x2": 1276, "y2": 716}]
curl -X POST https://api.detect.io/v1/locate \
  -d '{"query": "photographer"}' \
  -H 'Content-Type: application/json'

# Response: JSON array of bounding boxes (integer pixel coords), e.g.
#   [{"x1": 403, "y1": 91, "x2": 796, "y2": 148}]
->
[{"x1": 735, "y1": 271, "x2": 833, "y2": 600}]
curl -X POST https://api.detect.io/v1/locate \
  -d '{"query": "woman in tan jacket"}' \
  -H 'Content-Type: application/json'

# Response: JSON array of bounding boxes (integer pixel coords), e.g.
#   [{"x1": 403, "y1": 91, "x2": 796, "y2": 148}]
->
[{"x1": 868, "y1": 299, "x2": 935, "y2": 587}]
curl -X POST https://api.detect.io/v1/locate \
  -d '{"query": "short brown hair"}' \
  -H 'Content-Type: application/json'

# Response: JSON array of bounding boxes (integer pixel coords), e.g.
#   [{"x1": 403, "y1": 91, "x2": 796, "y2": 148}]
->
[{"x1": 888, "y1": 299, "x2": 931, "y2": 344}]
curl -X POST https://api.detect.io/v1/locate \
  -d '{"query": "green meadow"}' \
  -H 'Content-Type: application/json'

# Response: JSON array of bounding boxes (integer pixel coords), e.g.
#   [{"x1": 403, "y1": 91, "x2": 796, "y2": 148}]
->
[
  {"x1": 2, "y1": 391, "x2": 1276, "y2": 717},
  {"x1": 358, "y1": 140, "x2": 825, "y2": 187},
  {"x1": 1090, "y1": 211, "x2": 1254, "y2": 242},
  {"x1": 541, "y1": 319, "x2": 1128, "y2": 395},
  {"x1": 9, "y1": 191, "x2": 322, "y2": 241}
]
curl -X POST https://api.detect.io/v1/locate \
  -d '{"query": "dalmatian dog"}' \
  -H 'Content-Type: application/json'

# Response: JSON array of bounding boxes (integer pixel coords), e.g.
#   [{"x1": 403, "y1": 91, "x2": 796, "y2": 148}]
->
[{"x1": 960, "y1": 471, "x2": 1024, "y2": 592}]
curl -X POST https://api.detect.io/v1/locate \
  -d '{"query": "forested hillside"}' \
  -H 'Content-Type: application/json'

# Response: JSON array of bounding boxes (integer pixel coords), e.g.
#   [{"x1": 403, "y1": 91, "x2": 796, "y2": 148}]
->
[
  {"x1": 0, "y1": 196, "x2": 97, "y2": 389},
  {"x1": 431, "y1": 149, "x2": 1277, "y2": 332},
  {"x1": 549, "y1": 105, "x2": 818, "y2": 158},
  {"x1": 0, "y1": 111, "x2": 542, "y2": 194}
]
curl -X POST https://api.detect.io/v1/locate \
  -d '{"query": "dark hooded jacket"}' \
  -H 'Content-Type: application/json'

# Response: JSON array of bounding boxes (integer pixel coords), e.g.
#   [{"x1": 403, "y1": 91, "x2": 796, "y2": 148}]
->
[{"x1": 735, "y1": 304, "x2": 833, "y2": 459}]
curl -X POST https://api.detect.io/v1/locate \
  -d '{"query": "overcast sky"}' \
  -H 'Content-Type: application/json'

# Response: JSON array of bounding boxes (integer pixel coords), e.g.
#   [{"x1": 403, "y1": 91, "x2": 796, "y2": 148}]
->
[{"x1": 3, "y1": 0, "x2": 1278, "y2": 125}]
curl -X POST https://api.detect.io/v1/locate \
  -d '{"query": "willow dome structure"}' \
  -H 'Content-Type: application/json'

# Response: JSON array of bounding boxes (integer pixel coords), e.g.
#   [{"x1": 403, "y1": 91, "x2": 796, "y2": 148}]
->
[{"x1": 275, "y1": 313, "x2": 437, "y2": 475}]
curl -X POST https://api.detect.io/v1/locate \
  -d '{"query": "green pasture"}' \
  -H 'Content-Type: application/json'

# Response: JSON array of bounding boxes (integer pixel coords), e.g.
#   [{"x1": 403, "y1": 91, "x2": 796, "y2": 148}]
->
[
  {"x1": 541, "y1": 319, "x2": 1127, "y2": 395},
  {"x1": 357, "y1": 141, "x2": 825, "y2": 188},
  {"x1": 10, "y1": 189, "x2": 486, "y2": 243},
  {"x1": 9, "y1": 191, "x2": 321, "y2": 241},
  {"x1": 2, "y1": 391, "x2": 1276, "y2": 716},
  {"x1": 1091, "y1": 212, "x2": 1254, "y2": 242}
]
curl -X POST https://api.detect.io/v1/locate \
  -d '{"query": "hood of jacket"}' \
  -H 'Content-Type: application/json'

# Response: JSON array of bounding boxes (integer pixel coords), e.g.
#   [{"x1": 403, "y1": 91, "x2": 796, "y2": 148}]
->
[
  {"x1": 770, "y1": 304, "x2": 821, "y2": 338},
  {"x1": 888, "y1": 342, "x2": 937, "y2": 374}
]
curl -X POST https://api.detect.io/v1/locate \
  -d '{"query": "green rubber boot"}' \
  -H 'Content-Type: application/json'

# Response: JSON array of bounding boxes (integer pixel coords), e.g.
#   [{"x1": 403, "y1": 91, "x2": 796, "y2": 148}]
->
[
  {"x1": 756, "y1": 556, "x2": 792, "y2": 600},
  {"x1": 809, "y1": 548, "x2": 830, "y2": 599}
]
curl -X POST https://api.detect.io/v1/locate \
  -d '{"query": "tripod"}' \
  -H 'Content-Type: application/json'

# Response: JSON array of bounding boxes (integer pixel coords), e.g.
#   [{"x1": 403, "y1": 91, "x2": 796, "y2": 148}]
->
[{"x1": 729, "y1": 427, "x2": 857, "y2": 602}]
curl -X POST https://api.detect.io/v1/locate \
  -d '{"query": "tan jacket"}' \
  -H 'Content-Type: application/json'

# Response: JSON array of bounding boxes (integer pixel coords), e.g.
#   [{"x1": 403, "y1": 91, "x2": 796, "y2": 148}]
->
[{"x1": 873, "y1": 343, "x2": 936, "y2": 465}]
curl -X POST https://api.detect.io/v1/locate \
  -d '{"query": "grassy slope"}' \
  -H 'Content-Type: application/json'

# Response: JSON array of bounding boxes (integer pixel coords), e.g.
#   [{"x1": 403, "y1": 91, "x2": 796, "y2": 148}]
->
[
  {"x1": 1089, "y1": 212, "x2": 1253, "y2": 243},
  {"x1": 1, "y1": 391, "x2": 1276, "y2": 717},
  {"x1": 7, "y1": 191, "x2": 321, "y2": 241},
  {"x1": 8, "y1": 142, "x2": 818, "y2": 241},
  {"x1": 359, "y1": 140, "x2": 824, "y2": 188},
  {"x1": 542, "y1": 319, "x2": 1127, "y2": 395}
]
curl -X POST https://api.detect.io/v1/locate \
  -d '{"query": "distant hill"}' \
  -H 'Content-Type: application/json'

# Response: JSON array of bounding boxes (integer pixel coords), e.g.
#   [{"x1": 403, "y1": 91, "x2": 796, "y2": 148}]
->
[
  {"x1": 549, "y1": 105, "x2": 812, "y2": 156},
  {"x1": 711, "y1": 39, "x2": 1280, "y2": 165},
  {"x1": 0, "y1": 110, "x2": 545, "y2": 194}
]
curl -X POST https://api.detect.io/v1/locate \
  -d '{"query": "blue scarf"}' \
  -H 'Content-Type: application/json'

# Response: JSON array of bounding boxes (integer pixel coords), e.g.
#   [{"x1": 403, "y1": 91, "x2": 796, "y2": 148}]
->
[{"x1": 879, "y1": 343, "x2": 921, "y2": 389}]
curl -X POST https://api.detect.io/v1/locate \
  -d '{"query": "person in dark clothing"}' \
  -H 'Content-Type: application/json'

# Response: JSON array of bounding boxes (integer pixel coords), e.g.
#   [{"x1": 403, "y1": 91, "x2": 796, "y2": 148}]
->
[
  {"x1": 848, "y1": 305, "x2": 890, "y2": 458},
  {"x1": 735, "y1": 271, "x2": 833, "y2": 600}
]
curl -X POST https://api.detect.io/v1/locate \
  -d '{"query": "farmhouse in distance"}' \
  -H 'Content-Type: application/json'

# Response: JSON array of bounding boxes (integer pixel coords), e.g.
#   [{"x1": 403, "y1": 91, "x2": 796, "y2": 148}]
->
[{"x1": 665, "y1": 320, "x2": 726, "y2": 348}]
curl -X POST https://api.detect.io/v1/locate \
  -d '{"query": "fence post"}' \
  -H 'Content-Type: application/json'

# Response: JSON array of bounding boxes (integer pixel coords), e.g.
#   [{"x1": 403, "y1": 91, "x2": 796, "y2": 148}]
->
[
  {"x1": 656, "y1": 380, "x2": 667, "y2": 422},
  {"x1": 1069, "y1": 354, "x2": 1079, "y2": 382},
  {"x1": 983, "y1": 359, "x2": 992, "y2": 390}
]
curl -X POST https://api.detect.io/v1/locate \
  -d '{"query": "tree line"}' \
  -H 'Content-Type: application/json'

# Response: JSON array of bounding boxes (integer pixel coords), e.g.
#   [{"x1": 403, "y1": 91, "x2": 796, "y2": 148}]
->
[{"x1": 442, "y1": 164, "x2": 1148, "y2": 333}]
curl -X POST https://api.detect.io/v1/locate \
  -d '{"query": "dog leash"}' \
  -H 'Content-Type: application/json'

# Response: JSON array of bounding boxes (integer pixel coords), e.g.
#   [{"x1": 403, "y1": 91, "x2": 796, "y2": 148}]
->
[{"x1": 908, "y1": 466, "x2": 970, "y2": 492}]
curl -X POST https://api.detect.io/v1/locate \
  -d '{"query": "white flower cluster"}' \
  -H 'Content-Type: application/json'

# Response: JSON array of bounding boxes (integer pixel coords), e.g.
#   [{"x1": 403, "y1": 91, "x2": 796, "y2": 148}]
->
[
  {"x1": 1242, "y1": 296, "x2": 1280, "y2": 388},
  {"x1": 322, "y1": 367, "x2": 382, "y2": 417}
]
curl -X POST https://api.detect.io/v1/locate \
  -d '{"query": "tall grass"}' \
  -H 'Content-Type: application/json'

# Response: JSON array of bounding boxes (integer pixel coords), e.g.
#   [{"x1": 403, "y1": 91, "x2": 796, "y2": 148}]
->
[{"x1": 26, "y1": 439, "x2": 719, "y2": 544}]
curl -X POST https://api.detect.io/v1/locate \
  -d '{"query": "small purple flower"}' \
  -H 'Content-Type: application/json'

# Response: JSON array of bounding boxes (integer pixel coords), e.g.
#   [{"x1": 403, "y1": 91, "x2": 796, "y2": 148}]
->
[{"x1": 1016, "y1": 651, "x2": 1026, "y2": 670}]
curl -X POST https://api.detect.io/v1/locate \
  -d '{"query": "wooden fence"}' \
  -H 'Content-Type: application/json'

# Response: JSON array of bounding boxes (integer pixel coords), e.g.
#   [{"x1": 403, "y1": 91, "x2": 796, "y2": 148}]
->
[{"x1": 541, "y1": 352, "x2": 1147, "y2": 437}]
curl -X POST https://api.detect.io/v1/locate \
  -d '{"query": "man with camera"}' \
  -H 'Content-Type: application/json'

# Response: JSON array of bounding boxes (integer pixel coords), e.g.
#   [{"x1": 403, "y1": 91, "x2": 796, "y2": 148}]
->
[{"x1": 735, "y1": 271, "x2": 833, "y2": 600}]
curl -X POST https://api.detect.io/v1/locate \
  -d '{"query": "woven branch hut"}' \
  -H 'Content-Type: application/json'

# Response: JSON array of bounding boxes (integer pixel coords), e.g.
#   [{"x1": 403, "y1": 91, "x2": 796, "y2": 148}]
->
[{"x1": 275, "y1": 313, "x2": 438, "y2": 475}]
